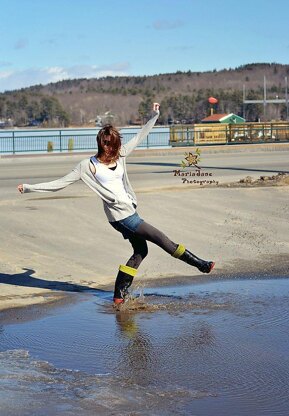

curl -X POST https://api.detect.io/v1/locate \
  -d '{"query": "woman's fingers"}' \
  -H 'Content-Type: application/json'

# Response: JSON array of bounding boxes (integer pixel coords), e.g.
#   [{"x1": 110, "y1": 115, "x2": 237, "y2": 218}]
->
[{"x1": 153, "y1": 102, "x2": 160, "y2": 111}]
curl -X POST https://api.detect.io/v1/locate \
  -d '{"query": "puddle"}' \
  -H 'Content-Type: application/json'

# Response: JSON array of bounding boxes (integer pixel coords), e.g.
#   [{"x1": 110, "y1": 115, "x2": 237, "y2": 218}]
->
[{"x1": 1, "y1": 277, "x2": 289, "y2": 415}]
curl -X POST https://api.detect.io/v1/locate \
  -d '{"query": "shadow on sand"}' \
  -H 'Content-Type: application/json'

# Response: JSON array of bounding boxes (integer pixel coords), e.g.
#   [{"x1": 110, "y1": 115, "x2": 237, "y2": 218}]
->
[
  {"x1": 0, "y1": 268, "x2": 110, "y2": 296},
  {"x1": 128, "y1": 161, "x2": 289, "y2": 175}
]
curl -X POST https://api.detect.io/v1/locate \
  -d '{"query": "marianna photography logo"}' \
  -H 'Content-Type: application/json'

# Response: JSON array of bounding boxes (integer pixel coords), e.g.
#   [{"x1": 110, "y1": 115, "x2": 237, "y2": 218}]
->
[{"x1": 173, "y1": 149, "x2": 219, "y2": 186}]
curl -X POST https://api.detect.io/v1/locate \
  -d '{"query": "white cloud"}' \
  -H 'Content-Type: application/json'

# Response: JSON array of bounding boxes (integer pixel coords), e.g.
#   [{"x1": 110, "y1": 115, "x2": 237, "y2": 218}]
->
[
  {"x1": 0, "y1": 70, "x2": 14, "y2": 80},
  {"x1": 0, "y1": 62, "x2": 130, "y2": 92}
]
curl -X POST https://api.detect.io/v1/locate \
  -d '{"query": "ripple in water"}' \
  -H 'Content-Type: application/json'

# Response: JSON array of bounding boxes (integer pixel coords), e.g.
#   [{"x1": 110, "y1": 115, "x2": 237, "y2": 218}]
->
[{"x1": 0, "y1": 277, "x2": 289, "y2": 415}]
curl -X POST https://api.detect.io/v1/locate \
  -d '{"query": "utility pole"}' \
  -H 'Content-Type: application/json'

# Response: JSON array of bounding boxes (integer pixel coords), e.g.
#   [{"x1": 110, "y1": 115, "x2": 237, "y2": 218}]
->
[
  {"x1": 285, "y1": 77, "x2": 289, "y2": 121},
  {"x1": 243, "y1": 76, "x2": 287, "y2": 121},
  {"x1": 263, "y1": 76, "x2": 267, "y2": 121},
  {"x1": 243, "y1": 84, "x2": 246, "y2": 119}
]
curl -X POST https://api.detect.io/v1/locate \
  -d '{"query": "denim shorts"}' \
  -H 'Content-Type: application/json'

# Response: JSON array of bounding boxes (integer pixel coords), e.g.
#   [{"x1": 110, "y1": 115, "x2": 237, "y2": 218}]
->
[{"x1": 110, "y1": 212, "x2": 144, "y2": 240}]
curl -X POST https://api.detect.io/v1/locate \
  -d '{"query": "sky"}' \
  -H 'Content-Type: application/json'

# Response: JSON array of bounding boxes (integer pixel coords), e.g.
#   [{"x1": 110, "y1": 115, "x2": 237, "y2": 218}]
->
[{"x1": 0, "y1": 0, "x2": 288, "y2": 92}]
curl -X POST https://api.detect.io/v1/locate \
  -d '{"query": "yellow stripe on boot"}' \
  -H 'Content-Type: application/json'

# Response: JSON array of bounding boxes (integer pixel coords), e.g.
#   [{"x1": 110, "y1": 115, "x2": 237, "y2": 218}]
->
[
  {"x1": 119, "y1": 264, "x2": 138, "y2": 277},
  {"x1": 172, "y1": 244, "x2": 186, "y2": 258}
]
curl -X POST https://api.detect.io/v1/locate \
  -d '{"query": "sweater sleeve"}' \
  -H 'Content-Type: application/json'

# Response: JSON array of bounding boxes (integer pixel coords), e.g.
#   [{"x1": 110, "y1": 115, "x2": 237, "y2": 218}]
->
[
  {"x1": 23, "y1": 163, "x2": 81, "y2": 193},
  {"x1": 121, "y1": 110, "x2": 159, "y2": 156}
]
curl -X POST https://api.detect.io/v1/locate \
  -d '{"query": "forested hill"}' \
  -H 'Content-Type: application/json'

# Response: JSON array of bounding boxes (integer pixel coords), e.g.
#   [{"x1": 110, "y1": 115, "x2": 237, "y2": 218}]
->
[{"x1": 1, "y1": 63, "x2": 289, "y2": 127}]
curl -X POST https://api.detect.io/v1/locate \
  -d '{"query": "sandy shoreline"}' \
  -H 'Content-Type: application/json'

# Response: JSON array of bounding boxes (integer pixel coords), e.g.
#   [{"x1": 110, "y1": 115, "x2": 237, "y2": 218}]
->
[{"x1": 1, "y1": 251, "x2": 289, "y2": 326}]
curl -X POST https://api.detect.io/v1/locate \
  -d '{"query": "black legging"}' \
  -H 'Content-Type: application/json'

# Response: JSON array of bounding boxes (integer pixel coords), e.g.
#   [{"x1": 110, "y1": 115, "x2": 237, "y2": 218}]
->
[{"x1": 125, "y1": 221, "x2": 178, "y2": 269}]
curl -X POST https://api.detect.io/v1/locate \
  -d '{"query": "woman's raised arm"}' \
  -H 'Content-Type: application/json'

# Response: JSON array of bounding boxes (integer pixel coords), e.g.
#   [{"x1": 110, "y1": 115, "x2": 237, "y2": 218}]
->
[{"x1": 122, "y1": 103, "x2": 160, "y2": 157}]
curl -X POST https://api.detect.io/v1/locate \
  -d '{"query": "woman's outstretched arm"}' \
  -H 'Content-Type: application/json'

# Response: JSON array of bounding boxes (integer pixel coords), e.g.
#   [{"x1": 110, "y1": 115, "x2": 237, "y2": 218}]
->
[
  {"x1": 18, "y1": 163, "x2": 81, "y2": 193},
  {"x1": 122, "y1": 103, "x2": 160, "y2": 157}
]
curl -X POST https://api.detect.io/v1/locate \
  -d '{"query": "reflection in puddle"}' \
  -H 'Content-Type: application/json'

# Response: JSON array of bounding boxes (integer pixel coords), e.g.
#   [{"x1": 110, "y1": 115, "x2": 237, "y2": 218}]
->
[{"x1": 1, "y1": 278, "x2": 289, "y2": 415}]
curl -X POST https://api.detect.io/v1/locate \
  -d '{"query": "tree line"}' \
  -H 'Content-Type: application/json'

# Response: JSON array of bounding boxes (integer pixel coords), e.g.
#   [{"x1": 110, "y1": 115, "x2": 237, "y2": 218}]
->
[
  {"x1": 1, "y1": 62, "x2": 288, "y2": 127},
  {"x1": 1, "y1": 89, "x2": 287, "y2": 127},
  {"x1": 138, "y1": 88, "x2": 287, "y2": 124},
  {"x1": 0, "y1": 94, "x2": 70, "y2": 127}
]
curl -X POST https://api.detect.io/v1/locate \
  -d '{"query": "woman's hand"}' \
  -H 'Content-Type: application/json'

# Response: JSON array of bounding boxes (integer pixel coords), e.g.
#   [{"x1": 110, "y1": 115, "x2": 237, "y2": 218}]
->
[
  {"x1": 17, "y1": 184, "x2": 24, "y2": 193},
  {"x1": 153, "y1": 102, "x2": 160, "y2": 112}
]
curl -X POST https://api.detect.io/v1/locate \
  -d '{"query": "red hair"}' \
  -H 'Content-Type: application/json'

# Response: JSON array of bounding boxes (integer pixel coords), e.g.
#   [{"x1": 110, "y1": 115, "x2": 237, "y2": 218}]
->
[{"x1": 96, "y1": 125, "x2": 121, "y2": 164}]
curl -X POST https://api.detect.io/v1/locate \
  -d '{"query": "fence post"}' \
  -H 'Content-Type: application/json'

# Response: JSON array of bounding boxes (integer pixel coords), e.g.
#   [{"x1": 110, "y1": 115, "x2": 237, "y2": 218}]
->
[
  {"x1": 59, "y1": 130, "x2": 62, "y2": 152},
  {"x1": 12, "y1": 131, "x2": 15, "y2": 154}
]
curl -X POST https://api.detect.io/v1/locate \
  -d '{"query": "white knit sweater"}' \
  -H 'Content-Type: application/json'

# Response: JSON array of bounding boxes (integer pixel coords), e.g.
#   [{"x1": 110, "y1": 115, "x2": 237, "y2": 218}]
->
[{"x1": 23, "y1": 110, "x2": 159, "y2": 221}]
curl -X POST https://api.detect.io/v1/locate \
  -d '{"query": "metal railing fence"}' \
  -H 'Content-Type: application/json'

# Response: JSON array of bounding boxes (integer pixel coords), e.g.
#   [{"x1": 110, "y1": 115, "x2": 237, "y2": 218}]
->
[
  {"x1": 0, "y1": 127, "x2": 169, "y2": 154},
  {"x1": 1, "y1": 123, "x2": 289, "y2": 155},
  {"x1": 169, "y1": 122, "x2": 289, "y2": 147}
]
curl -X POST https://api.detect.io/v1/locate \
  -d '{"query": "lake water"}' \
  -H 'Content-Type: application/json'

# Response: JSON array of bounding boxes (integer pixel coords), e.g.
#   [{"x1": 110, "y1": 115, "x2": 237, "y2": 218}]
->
[
  {"x1": 0, "y1": 126, "x2": 171, "y2": 154},
  {"x1": 1, "y1": 276, "x2": 289, "y2": 415}
]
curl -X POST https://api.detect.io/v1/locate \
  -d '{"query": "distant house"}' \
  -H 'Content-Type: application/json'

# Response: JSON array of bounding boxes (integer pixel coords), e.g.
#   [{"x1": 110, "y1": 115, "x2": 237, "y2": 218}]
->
[
  {"x1": 95, "y1": 111, "x2": 116, "y2": 127},
  {"x1": 201, "y1": 113, "x2": 245, "y2": 124}
]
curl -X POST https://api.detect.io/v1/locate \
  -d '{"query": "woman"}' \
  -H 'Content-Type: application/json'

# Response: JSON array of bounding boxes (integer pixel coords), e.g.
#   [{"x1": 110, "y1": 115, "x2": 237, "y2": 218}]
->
[{"x1": 18, "y1": 103, "x2": 214, "y2": 304}]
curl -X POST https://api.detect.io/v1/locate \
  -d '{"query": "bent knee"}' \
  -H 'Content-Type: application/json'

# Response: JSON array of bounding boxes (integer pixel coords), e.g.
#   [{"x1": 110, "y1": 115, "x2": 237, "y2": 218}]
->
[
  {"x1": 139, "y1": 243, "x2": 148, "y2": 259},
  {"x1": 135, "y1": 242, "x2": 148, "y2": 259}
]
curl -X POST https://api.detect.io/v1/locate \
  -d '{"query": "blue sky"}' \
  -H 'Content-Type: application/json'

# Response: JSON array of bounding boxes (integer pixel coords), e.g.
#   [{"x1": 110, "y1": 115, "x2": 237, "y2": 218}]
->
[{"x1": 0, "y1": 0, "x2": 288, "y2": 92}]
